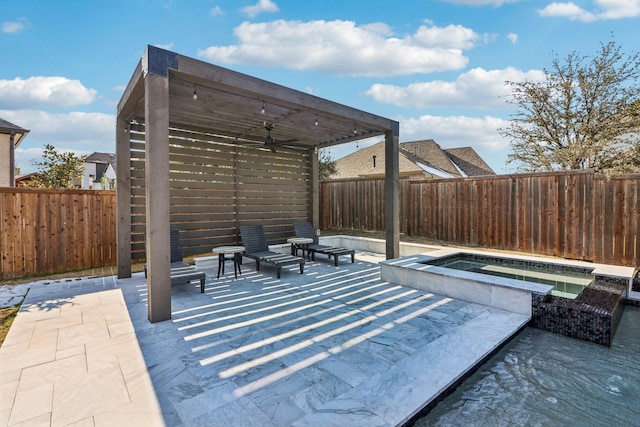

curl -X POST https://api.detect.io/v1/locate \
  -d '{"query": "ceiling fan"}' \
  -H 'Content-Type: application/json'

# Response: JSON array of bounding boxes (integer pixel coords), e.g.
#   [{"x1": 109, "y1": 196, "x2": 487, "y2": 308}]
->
[{"x1": 262, "y1": 121, "x2": 298, "y2": 152}]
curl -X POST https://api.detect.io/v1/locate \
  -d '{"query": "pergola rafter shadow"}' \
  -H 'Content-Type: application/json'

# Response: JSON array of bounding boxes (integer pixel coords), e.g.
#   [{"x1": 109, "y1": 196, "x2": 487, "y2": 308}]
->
[{"x1": 116, "y1": 45, "x2": 400, "y2": 322}]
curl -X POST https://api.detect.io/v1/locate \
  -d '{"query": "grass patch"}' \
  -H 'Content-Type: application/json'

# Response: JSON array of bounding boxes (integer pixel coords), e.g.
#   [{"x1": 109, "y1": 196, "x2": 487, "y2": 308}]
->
[{"x1": 0, "y1": 305, "x2": 20, "y2": 346}]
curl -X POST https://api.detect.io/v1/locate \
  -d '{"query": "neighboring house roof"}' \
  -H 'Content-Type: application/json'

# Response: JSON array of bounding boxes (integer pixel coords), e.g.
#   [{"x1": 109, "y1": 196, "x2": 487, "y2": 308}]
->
[
  {"x1": 330, "y1": 139, "x2": 495, "y2": 179},
  {"x1": 329, "y1": 142, "x2": 423, "y2": 179},
  {"x1": 445, "y1": 147, "x2": 495, "y2": 177},
  {"x1": 84, "y1": 152, "x2": 115, "y2": 166},
  {"x1": 400, "y1": 140, "x2": 461, "y2": 177},
  {"x1": 15, "y1": 172, "x2": 41, "y2": 187},
  {"x1": 0, "y1": 117, "x2": 30, "y2": 147},
  {"x1": 84, "y1": 152, "x2": 116, "y2": 183}
]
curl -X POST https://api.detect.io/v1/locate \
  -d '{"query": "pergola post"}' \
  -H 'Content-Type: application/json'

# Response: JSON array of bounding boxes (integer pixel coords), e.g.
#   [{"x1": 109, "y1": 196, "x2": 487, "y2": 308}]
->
[
  {"x1": 311, "y1": 148, "x2": 320, "y2": 229},
  {"x1": 116, "y1": 116, "x2": 131, "y2": 278},
  {"x1": 145, "y1": 72, "x2": 171, "y2": 323},
  {"x1": 384, "y1": 126, "x2": 400, "y2": 259}
]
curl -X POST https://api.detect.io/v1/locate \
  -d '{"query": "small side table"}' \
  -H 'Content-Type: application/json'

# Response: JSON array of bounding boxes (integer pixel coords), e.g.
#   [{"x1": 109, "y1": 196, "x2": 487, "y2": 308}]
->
[
  {"x1": 287, "y1": 237, "x2": 313, "y2": 260},
  {"x1": 212, "y1": 246, "x2": 245, "y2": 279}
]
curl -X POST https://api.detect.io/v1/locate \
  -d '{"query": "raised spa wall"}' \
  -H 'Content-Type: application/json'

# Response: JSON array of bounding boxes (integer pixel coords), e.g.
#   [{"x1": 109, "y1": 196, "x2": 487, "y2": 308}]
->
[
  {"x1": 377, "y1": 247, "x2": 634, "y2": 346},
  {"x1": 379, "y1": 251, "x2": 553, "y2": 317}
]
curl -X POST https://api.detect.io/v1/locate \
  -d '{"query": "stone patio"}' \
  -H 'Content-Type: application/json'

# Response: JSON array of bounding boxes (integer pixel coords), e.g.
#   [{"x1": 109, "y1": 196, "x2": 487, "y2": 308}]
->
[{"x1": 0, "y1": 252, "x2": 528, "y2": 426}]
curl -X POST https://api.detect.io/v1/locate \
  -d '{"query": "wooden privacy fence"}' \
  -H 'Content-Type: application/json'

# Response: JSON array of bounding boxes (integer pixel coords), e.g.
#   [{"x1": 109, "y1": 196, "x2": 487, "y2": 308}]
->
[
  {"x1": 0, "y1": 188, "x2": 116, "y2": 280},
  {"x1": 321, "y1": 170, "x2": 640, "y2": 267},
  {"x1": 2, "y1": 170, "x2": 638, "y2": 279}
]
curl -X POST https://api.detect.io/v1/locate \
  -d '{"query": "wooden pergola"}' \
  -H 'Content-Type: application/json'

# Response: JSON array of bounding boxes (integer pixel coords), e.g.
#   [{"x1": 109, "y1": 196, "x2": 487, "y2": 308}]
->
[{"x1": 116, "y1": 46, "x2": 399, "y2": 322}]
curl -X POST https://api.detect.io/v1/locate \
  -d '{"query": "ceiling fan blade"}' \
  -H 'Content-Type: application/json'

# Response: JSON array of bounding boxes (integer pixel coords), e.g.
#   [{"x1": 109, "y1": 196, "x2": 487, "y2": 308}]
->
[
  {"x1": 276, "y1": 144, "x2": 307, "y2": 152},
  {"x1": 274, "y1": 138, "x2": 299, "y2": 144}
]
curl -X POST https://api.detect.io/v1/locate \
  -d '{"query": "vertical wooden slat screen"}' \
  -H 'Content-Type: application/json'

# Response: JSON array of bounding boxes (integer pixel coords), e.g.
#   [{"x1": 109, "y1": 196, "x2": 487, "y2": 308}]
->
[
  {"x1": 320, "y1": 171, "x2": 640, "y2": 267},
  {"x1": 128, "y1": 123, "x2": 312, "y2": 260},
  {"x1": 0, "y1": 187, "x2": 116, "y2": 279}
]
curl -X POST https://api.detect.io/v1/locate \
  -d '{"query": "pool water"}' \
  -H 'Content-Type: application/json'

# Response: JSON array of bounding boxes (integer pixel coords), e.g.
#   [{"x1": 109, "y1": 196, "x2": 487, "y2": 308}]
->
[
  {"x1": 424, "y1": 254, "x2": 594, "y2": 299},
  {"x1": 414, "y1": 305, "x2": 640, "y2": 426}
]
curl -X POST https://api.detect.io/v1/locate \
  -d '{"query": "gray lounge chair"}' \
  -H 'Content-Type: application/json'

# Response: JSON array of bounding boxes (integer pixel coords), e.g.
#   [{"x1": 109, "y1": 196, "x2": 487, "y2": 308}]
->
[
  {"x1": 145, "y1": 229, "x2": 206, "y2": 293},
  {"x1": 293, "y1": 221, "x2": 355, "y2": 266},
  {"x1": 239, "y1": 225, "x2": 304, "y2": 278}
]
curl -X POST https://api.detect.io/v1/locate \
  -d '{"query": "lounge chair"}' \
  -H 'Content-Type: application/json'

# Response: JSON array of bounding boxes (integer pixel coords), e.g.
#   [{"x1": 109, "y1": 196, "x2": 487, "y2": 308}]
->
[
  {"x1": 145, "y1": 229, "x2": 206, "y2": 293},
  {"x1": 239, "y1": 225, "x2": 304, "y2": 278},
  {"x1": 293, "y1": 221, "x2": 355, "y2": 266}
]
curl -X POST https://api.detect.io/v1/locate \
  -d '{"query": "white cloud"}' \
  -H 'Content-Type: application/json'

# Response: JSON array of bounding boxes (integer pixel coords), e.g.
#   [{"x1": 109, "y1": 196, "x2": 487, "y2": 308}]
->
[
  {"x1": 1, "y1": 109, "x2": 115, "y2": 172},
  {"x1": 400, "y1": 114, "x2": 510, "y2": 151},
  {"x1": 242, "y1": 0, "x2": 279, "y2": 18},
  {"x1": 507, "y1": 32, "x2": 518, "y2": 44},
  {"x1": 0, "y1": 77, "x2": 97, "y2": 109},
  {"x1": 209, "y1": 6, "x2": 224, "y2": 17},
  {"x1": 153, "y1": 43, "x2": 174, "y2": 51},
  {"x1": 198, "y1": 20, "x2": 478, "y2": 77},
  {"x1": 538, "y1": 0, "x2": 640, "y2": 21},
  {"x1": 411, "y1": 24, "x2": 481, "y2": 49},
  {"x1": 2, "y1": 18, "x2": 29, "y2": 34},
  {"x1": 14, "y1": 147, "x2": 45, "y2": 175},
  {"x1": 366, "y1": 67, "x2": 545, "y2": 109}
]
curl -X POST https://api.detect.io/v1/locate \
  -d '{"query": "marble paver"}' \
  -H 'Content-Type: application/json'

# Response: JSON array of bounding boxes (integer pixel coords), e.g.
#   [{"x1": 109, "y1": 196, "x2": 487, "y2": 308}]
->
[
  {"x1": 0, "y1": 278, "x2": 163, "y2": 427},
  {"x1": 0, "y1": 254, "x2": 529, "y2": 426}
]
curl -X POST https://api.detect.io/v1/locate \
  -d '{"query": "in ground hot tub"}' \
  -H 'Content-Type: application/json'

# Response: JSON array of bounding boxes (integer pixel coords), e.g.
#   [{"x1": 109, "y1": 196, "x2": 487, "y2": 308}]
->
[
  {"x1": 380, "y1": 251, "x2": 555, "y2": 316},
  {"x1": 421, "y1": 253, "x2": 594, "y2": 299},
  {"x1": 380, "y1": 249, "x2": 632, "y2": 345}
]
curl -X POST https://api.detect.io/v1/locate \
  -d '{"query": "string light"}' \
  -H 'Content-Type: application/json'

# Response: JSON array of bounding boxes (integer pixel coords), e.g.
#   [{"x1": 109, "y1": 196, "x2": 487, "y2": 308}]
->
[
  {"x1": 261, "y1": 101, "x2": 266, "y2": 114},
  {"x1": 353, "y1": 124, "x2": 357, "y2": 135},
  {"x1": 192, "y1": 86, "x2": 198, "y2": 100},
  {"x1": 314, "y1": 115, "x2": 319, "y2": 126}
]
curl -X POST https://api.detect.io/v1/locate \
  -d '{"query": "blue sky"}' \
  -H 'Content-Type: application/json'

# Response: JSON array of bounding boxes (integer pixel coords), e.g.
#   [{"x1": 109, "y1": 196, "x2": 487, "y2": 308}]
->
[{"x1": 2, "y1": 0, "x2": 639, "y2": 174}]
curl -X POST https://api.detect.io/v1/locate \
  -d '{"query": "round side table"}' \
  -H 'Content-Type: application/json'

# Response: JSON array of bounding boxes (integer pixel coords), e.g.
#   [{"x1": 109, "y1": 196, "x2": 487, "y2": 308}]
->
[
  {"x1": 287, "y1": 237, "x2": 313, "y2": 260},
  {"x1": 212, "y1": 246, "x2": 245, "y2": 279}
]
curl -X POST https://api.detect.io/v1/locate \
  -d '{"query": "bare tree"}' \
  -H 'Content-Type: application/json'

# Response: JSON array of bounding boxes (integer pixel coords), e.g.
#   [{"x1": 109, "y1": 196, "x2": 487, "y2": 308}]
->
[{"x1": 501, "y1": 38, "x2": 640, "y2": 174}]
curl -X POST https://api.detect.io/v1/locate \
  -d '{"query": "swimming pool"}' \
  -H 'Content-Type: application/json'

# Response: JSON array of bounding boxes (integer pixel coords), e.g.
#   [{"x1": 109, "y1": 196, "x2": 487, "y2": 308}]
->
[{"x1": 414, "y1": 305, "x2": 640, "y2": 425}]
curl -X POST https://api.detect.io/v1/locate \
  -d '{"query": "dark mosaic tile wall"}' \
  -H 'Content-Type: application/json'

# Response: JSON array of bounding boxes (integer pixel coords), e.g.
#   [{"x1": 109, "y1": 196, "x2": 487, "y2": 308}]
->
[{"x1": 531, "y1": 276, "x2": 627, "y2": 347}]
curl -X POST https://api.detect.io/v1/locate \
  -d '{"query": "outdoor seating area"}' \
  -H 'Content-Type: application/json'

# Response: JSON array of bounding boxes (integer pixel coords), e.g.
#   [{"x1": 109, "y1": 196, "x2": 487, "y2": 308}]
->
[{"x1": 0, "y1": 249, "x2": 529, "y2": 426}]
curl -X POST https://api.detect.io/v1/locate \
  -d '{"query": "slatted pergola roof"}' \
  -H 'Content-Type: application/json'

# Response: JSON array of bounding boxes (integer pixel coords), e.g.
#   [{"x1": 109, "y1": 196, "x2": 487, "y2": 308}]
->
[{"x1": 116, "y1": 46, "x2": 399, "y2": 322}]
